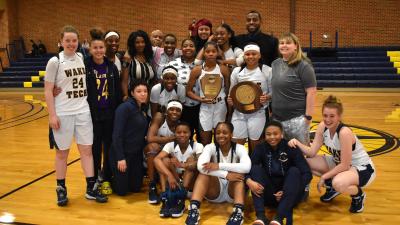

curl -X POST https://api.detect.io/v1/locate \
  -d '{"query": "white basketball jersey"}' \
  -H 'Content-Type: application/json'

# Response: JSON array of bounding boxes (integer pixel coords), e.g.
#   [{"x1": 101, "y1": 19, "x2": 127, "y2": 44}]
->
[{"x1": 323, "y1": 123, "x2": 372, "y2": 167}]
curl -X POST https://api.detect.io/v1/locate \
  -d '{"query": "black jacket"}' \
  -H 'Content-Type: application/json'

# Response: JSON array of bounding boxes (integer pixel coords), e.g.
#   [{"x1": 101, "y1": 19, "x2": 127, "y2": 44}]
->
[
  {"x1": 85, "y1": 56, "x2": 122, "y2": 121},
  {"x1": 111, "y1": 98, "x2": 149, "y2": 160},
  {"x1": 247, "y1": 139, "x2": 312, "y2": 187},
  {"x1": 236, "y1": 31, "x2": 279, "y2": 67}
]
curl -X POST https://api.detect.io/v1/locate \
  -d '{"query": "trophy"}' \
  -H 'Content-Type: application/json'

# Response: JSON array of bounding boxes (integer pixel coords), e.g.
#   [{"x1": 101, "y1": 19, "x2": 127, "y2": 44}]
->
[
  {"x1": 200, "y1": 74, "x2": 222, "y2": 99},
  {"x1": 230, "y1": 81, "x2": 262, "y2": 113}
]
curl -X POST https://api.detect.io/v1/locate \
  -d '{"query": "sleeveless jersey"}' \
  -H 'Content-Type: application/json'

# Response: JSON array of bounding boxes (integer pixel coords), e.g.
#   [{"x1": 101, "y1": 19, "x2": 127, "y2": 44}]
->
[
  {"x1": 45, "y1": 52, "x2": 90, "y2": 116},
  {"x1": 323, "y1": 123, "x2": 372, "y2": 167},
  {"x1": 197, "y1": 64, "x2": 225, "y2": 99},
  {"x1": 157, "y1": 119, "x2": 175, "y2": 137}
]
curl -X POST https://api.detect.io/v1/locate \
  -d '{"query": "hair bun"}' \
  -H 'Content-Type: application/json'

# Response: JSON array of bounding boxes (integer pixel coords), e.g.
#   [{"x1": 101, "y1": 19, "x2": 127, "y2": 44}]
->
[
  {"x1": 89, "y1": 28, "x2": 104, "y2": 40},
  {"x1": 324, "y1": 95, "x2": 339, "y2": 104}
]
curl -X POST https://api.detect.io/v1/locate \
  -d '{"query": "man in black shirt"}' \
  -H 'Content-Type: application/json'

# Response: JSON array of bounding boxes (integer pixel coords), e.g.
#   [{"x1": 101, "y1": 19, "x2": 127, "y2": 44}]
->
[{"x1": 236, "y1": 10, "x2": 279, "y2": 66}]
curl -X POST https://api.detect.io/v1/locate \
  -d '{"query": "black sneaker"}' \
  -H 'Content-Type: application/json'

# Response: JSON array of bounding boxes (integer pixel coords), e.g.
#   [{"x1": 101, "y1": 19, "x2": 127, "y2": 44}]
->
[
  {"x1": 56, "y1": 186, "x2": 68, "y2": 206},
  {"x1": 159, "y1": 198, "x2": 171, "y2": 218},
  {"x1": 148, "y1": 183, "x2": 160, "y2": 204},
  {"x1": 349, "y1": 192, "x2": 366, "y2": 213},
  {"x1": 320, "y1": 187, "x2": 340, "y2": 202},
  {"x1": 185, "y1": 206, "x2": 200, "y2": 225},
  {"x1": 170, "y1": 199, "x2": 185, "y2": 218},
  {"x1": 226, "y1": 207, "x2": 244, "y2": 225},
  {"x1": 86, "y1": 183, "x2": 108, "y2": 203}
]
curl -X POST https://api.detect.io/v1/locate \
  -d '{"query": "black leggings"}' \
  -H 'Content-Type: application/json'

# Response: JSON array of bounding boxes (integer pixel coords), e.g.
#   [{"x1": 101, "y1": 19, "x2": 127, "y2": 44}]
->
[
  {"x1": 250, "y1": 165, "x2": 305, "y2": 225},
  {"x1": 92, "y1": 118, "x2": 113, "y2": 181}
]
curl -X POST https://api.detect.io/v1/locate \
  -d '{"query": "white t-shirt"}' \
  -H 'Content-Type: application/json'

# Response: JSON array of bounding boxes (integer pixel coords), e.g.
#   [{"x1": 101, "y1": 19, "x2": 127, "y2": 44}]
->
[
  {"x1": 150, "y1": 83, "x2": 186, "y2": 108},
  {"x1": 162, "y1": 141, "x2": 204, "y2": 163},
  {"x1": 224, "y1": 47, "x2": 244, "y2": 67},
  {"x1": 197, "y1": 143, "x2": 251, "y2": 178},
  {"x1": 230, "y1": 65, "x2": 272, "y2": 109},
  {"x1": 44, "y1": 52, "x2": 90, "y2": 116}
]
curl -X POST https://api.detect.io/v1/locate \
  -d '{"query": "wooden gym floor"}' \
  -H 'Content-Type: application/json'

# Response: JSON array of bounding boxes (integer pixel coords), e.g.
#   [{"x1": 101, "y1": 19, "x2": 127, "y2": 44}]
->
[{"x1": 0, "y1": 88, "x2": 399, "y2": 225}]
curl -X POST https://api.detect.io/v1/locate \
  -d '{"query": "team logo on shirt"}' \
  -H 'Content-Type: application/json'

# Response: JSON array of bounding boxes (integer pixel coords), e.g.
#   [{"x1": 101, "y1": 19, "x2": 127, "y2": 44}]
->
[
  {"x1": 310, "y1": 122, "x2": 399, "y2": 157},
  {"x1": 64, "y1": 67, "x2": 87, "y2": 99}
]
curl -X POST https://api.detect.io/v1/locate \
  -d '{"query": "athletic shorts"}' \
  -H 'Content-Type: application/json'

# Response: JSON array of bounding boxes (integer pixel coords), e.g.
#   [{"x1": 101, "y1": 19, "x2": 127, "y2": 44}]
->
[
  {"x1": 280, "y1": 115, "x2": 310, "y2": 145},
  {"x1": 232, "y1": 109, "x2": 266, "y2": 140},
  {"x1": 199, "y1": 100, "x2": 227, "y2": 132},
  {"x1": 205, "y1": 178, "x2": 234, "y2": 203},
  {"x1": 50, "y1": 111, "x2": 93, "y2": 150},
  {"x1": 325, "y1": 155, "x2": 376, "y2": 187}
]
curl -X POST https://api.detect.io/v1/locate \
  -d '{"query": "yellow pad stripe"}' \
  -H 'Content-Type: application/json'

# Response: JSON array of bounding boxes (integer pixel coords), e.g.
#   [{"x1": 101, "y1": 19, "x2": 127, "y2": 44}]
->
[
  {"x1": 398, "y1": 68, "x2": 400, "y2": 74},
  {"x1": 387, "y1": 51, "x2": 400, "y2": 57},
  {"x1": 31, "y1": 76, "x2": 40, "y2": 82},
  {"x1": 394, "y1": 62, "x2": 400, "y2": 68},
  {"x1": 23, "y1": 82, "x2": 32, "y2": 88},
  {"x1": 390, "y1": 56, "x2": 400, "y2": 62},
  {"x1": 38, "y1": 71, "x2": 46, "y2": 77}
]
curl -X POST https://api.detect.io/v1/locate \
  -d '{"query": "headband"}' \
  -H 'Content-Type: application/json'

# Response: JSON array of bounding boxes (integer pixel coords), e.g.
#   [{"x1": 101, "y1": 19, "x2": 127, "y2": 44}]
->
[
  {"x1": 167, "y1": 101, "x2": 183, "y2": 111},
  {"x1": 244, "y1": 44, "x2": 260, "y2": 53},
  {"x1": 162, "y1": 67, "x2": 178, "y2": 78},
  {"x1": 104, "y1": 31, "x2": 119, "y2": 40}
]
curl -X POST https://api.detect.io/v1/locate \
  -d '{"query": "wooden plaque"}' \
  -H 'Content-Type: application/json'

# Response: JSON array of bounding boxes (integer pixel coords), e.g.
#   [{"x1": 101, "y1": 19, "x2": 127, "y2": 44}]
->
[
  {"x1": 200, "y1": 74, "x2": 222, "y2": 99},
  {"x1": 231, "y1": 81, "x2": 262, "y2": 114}
]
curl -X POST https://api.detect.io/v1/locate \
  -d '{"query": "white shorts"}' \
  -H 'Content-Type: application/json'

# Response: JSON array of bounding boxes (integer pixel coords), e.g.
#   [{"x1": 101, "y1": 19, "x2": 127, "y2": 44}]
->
[
  {"x1": 205, "y1": 178, "x2": 233, "y2": 203},
  {"x1": 232, "y1": 109, "x2": 266, "y2": 140},
  {"x1": 52, "y1": 111, "x2": 93, "y2": 150},
  {"x1": 199, "y1": 100, "x2": 227, "y2": 132},
  {"x1": 324, "y1": 155, "x2": 376, "y2": 188}
]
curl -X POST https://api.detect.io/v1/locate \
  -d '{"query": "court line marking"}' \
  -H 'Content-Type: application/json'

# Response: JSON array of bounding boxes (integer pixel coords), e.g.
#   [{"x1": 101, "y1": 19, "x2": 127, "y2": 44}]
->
[{"x1": 0, "y1": 158, "x2": 80, "y2": 200}]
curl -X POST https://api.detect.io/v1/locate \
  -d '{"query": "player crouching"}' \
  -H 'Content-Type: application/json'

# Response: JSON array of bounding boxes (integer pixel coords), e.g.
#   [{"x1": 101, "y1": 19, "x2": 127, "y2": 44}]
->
[{"x1": 154, "y1": 121, "x2": 204, "y2": 218}]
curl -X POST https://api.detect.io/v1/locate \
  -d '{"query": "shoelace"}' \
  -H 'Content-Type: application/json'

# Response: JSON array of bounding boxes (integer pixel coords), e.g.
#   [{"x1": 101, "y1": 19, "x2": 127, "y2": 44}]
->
[
  {"x1": 188, "y1": 208, "x2": 199, "y2": 218},
  {"x1": 230, "y1": 210, "x2": 243, "y2": 222},
  {"x1": 351, "y1": 196, "x2": 362, "y2": 208}
]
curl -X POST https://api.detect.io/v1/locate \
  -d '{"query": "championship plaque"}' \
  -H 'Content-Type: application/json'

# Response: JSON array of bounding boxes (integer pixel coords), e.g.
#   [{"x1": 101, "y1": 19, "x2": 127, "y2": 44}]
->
[
  {"x1": 231, "y1": 81, "x2": 262, "y2": 114},
  {"x1": 200, "y1": 74, "x2": 222, "y2": 99}
]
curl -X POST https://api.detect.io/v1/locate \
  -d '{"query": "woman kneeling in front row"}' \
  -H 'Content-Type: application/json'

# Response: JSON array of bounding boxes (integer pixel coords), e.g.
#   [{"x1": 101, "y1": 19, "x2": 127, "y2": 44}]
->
[{"x1": 246, "y1": 121, "x2": 312, "y2": 225}]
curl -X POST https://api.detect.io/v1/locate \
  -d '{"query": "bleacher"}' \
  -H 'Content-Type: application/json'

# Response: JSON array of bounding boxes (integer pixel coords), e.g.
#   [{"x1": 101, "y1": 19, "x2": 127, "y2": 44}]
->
[
  {"x1": 308, "y1": 46, "x2": 400, "y2": 87},
  {"x1": 0, "y1": 55, "x2": 52, "y2": 88}
]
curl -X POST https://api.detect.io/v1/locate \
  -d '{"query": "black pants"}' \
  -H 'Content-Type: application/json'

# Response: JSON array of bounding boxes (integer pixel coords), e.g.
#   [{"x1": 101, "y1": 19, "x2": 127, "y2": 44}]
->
[
  {"x1": 182, "y1": 104, "x2": 201, "y2": 142},
  {"x1": 92, "y1": 117, "x2": 113, "y2": 181},
  {"x1": 250, "y1": 165, "x2": 304, "y2": 225},
  {"x1": 111, "y1": 152, "x2": 144, "y2": 196}
]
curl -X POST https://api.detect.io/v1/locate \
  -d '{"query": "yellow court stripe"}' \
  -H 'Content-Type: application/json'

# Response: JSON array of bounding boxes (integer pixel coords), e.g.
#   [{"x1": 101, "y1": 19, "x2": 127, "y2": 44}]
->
[
  {"x1": 385, "y1": 108, "x2": 400, "y2": 122},
  {"x1": 23, "y1": 82, "x2": 32, "y2": 88},
  {"x1": 31, "y1": 76, "x2": 40, "y2": 82},
  {"x1": 387, "y1": 51, "x2": 400, "y2": 57},
  {"x1": 24, "y1": 95, "x2": 33, "y2": 101}
]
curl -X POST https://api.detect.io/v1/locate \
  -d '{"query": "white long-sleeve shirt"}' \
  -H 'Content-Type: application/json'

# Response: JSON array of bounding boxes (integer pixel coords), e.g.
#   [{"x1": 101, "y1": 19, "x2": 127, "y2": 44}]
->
[{"x1": 197, "y1": 143, "x2": 251, "y2": 179}]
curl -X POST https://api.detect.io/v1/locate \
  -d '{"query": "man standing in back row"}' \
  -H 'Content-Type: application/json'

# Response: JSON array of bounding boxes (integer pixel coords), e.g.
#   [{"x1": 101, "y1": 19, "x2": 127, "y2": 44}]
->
[{"x1": 236, "y1": 10, "x2": 279, "y2": 67}]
